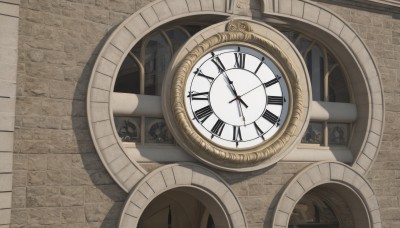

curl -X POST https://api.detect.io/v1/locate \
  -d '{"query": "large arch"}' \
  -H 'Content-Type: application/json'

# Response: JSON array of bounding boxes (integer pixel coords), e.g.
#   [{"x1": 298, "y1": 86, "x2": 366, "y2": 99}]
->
[
  {"x1": 87, "y1": 0, "x2": 384, "y2": 192},
  {"x1": 272, "y1": 161, "x2": 381, "y2": 228},
  {"x1": 118, "y1": 163, "x2": 247, "y2": 228}
]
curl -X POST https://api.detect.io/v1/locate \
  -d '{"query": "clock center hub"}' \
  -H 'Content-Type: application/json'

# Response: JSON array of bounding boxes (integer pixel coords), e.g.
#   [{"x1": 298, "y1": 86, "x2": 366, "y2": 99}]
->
[{"x1": 209, "y1": 68, "x2": 267, "y2": 126}]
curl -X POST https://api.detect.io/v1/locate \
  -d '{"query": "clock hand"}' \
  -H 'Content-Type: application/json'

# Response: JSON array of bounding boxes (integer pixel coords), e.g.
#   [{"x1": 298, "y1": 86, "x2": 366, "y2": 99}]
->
[
  {"x1": 229, "y1": 83, "x2": 264, "y2": 103},
  {"x1": 222, "y1": 72, "x2": 249, "y2": 108}
]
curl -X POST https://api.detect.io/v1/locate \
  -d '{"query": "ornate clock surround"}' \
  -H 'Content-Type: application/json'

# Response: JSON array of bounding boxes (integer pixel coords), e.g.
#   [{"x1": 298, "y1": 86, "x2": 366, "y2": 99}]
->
[{"x1": 162, "y1": 20, "x2": 311, "y2": 171}]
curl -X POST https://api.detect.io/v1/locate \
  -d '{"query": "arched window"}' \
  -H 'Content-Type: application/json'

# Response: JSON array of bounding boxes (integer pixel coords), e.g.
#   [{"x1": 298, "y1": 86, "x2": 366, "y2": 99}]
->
[
  {"x1": 282, "y1": 31, "x2": 352, "y2": 147},
  {"x1": 113, "y1": 23, "x2": 207, "y2": 145}
]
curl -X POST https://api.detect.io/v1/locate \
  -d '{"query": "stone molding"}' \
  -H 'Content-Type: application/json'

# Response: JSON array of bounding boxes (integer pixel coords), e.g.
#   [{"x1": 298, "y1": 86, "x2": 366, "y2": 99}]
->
[
  {"x1": 261, "y1": 0, "x2": 385, "y2": 175},
  {"x1": 0, "y1": 0, "x2": 19, "y2": 226},
  {"x1": 118, "y1": 163, "x2": 247, "y2": 228},
  {"x1": 272, "y1": 161, "x2": 381, "y2": 228},
  {"x1": 87, "y1": 0, "x2": 384, "y2": 193}
]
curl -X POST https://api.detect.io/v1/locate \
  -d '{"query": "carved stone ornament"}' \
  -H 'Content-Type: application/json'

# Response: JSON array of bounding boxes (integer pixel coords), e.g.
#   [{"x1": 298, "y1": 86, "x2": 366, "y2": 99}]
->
[{"x1": 166, "y1": 20, "x2": 303, "y2": 171}]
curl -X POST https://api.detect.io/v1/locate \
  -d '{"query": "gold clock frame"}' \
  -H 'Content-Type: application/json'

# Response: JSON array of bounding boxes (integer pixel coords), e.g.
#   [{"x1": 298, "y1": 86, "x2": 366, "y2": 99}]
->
[{"x1": 165, "y1": 20, "x2": 303, "y2": 170}]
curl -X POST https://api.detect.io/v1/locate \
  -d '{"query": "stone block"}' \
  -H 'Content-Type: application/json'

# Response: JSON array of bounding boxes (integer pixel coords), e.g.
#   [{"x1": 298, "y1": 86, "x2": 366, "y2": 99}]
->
[
  {"x1": 92, "y1": 72, "x2": 112, "y2": 91},
  {"x1": 364, "y1": 142, "x2": 377, "y2": 160},
  {"x1": 123, "y1": 170, "x2": 144, "y2": 191},
  {"x1": 306, "y1": 166, "x2": 322, "y2": 184},
  {"x1": 303, "y1": 3, "x2": 319, "y2": 23},
  {"x1": 125, "y1": 202, "x2": 141, "y2": 218},
  {"x1": 0, "y1": 174, "x2": 12, "y2": 192},
  {"x1": 120, "y1": 214, "x2": 138, "y2": 228},
  {"x1": 0, "y1": 98, "x2": 15, "y2": 114},
  {"x1": 221, "y1": 191, "x2": 240, "y2": 214},
  {"x1": 27, "y1": 172, "x2": 46, "y2": 186},
  {"x1": 186, "y1": 0, "x2": 201, "y2": 12},
  {"x1": 152, "y1": 1, "x2": 172, "y2": 21},
  {"x1": 0, "y1": 153, "x2": 12, "y2": 173},
  {"x1": 111, "y1": 27, "x2": 135, "y2": 53},
  {"x1": 191, "y1": 168, "x2": 228, "y2": 197},
  {"x1": 200, "y1": 0, "x2": 213, "y2": 11},
  {"x1": 318, "y1": 9, "x2": 331, "y2": 28},
  {"x1": 357, "y1": 153, "x2": 372, "y2": 171},
  {"x1": 60, "y1": 186, "x2": 84, "y2": 207},
  {"x1": 291, "y1": 0, "x2": 304, "y2": 18},
  {"x1": 147, "y1": 172, "x2": 166, "y2": 193},
  {"x1": 230, "y1": 210, "x2": 245, "y2": 227},
  {"x1": 61, "y1": 206, "x2": 85, "y2": 224},
  {"x1": 370, "y1": 209, "x2": 381, "y2": 223},
  {"x1": 329, "y1": 16, "x2": 344, "y2": 36},
  {"x1": 90, "y1": 88, "x2": 110, "y2": 103},
  {"x1": 343, "y1": 168, "x2": 357, "y2": 184},
  {"x1": 318, "y1": 163, "x2": 330, "y2": 181},
  {"x1": 27, "y1": 186, "x2": 46, "y2": 207},
  {"x1": 330, "y1": 163, "x2": 345, "y2": 181},
  {"x1": 125, "y1": 15, "x2": 150, "y2": 39},
  {"x1": 47, "y1": 170, "x2": 71, "y2": 186},
  {"x1": 166, "y1": 0, "x2": 189, "y2": 15},
  {"x1": 138, "y1": 182, "x2": 154, "y2": 199},
  {"x1": 340, "y1": 26, "x2": 356, "y2": 46},
  {"x1": 298, "y1": 173, "x2": 313, "y2": 190},
  {"x1": 213, "y1": 0, "x2": 225, "y2": 12},
  {"x1": 27, "y1": 154, "x2": 47, "y2": 171},
  {"x1": 274, "y1": 210, "x2": 288, "y2": 226},
  {"x1": 161, "y1": 167, "x2": 175, "y2": 187},
  {"x1": 141, "y1": 7, "x2": 159, "y2": 27},
  {"x1": 172, "y1": 166, "x2": 192, "y2": 185},
  {"x1": 109, "y1": 154, "x2": 130, "y2": 174},
  {"x1": 0, "y1": 192, "x2": 12, "y2": 209},
  {"x1": 130, "y1": 191, "x2": 147, "y2": 208},
  {"x1": 92, "y1": 119, "x2": 113, "y2": 139},
  {"x1": 280, "y1": 196, "x2": 295, "y2": 213},
  {"x1": 90, "y1": 102, "x2": 109, "y2": 122},
  {"x1": 0, "y1": 209, "x2": 10, "y2": 225},
  {"x1": 286, "y1": 181, "x2": 304, "y2": 201},
  {"x1": 279, "y1": 0, "x2": 291, "y2": 15},
  {"x1": 0, "y1": 47, "x2": 17, "y2": 65},
  {"x1": 0, "y1": 81, "x2": 16, "y2": 98},
  {"x1": 0, "y1": 63, "x2": 16, "y2": 82},
  {"x1": 97, "y1": 134, "x2": 117, "y2": 150},
  {"x1": 116, "y1": 163, "x2": 137, "y2": 183},
  {"x1": 103, "y1": 44, "x2": 124, "y2": 66}
]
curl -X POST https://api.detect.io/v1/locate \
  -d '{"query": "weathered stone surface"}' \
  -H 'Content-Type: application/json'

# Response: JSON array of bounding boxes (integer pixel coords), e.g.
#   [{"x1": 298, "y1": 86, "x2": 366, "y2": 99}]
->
[{"x1": 60, "y1": 186, "x2": 84, "y2": 207}]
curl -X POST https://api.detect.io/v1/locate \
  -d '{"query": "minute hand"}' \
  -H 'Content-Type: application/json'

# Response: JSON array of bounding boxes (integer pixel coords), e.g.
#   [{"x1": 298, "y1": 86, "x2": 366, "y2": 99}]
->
[{"x1": 229, "y1": 83, "x2": 263, "y2": 103}]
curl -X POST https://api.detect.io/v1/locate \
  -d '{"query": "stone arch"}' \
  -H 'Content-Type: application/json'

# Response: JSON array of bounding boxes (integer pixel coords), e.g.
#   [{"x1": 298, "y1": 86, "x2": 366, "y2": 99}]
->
[
  {"x1": 118, "y1": 163, "x2": 247, "y2": 228},
  {"x1": 87, "y1": 0, "x2": 384, "y2": 192},
  {"x1": 262, "y1": 0, "x2": 385, "y2": 175},
  {"x1": 272, "y1": 161, "x2": 381, "y2": 228}
]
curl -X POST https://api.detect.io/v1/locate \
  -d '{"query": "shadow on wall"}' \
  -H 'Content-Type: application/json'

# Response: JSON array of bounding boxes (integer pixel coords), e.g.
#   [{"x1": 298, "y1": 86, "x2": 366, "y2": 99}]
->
[{"x1": 72, "y1": 24, "x2": 127, "y2": 227}]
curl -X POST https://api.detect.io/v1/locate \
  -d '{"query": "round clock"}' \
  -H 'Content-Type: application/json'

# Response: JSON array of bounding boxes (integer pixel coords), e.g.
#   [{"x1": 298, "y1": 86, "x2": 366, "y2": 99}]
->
[
  {"x1": 185, "y1": 45, "x2": 289, "y2": 149},
  {"x1": 163, "y1": 20, "x2": 305, "y2": 171}
]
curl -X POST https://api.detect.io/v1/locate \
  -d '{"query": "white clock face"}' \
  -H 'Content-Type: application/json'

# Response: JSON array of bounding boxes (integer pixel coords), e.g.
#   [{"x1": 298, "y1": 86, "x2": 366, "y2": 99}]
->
[{"x1": 184, "y1": 45, "x2": 289, "y2": 149}]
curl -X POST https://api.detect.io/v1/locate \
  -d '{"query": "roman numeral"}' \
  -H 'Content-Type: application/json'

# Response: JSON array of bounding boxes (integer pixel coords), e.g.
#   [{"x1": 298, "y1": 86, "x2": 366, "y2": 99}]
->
[
  {"x1": 194, "y1": 105, "x2": 213, "y2": 123},
  {"x1": 263, "y1": 76, "x2": 280, "y2": 88},
  {"x1": 255, "y1": 57, "x2": 265, "y2": 74},
  {"x1": 195, "y1": 69, "x2": 214, "y2": 81},
  {"x1": 254, "y1": 122, "x2": 264, "y2": 140},
  {"x1": 267, "y1": 96, "x2": 284, "y2": 105},
  {"x1": 262, "y1": 109, "x2": 279, "y2": 124},
  {"x1": 211, "y1": 119, "x2": 225, "y2": 138},
  {"x1": 233, "y1": 126, "x2": 242, "y2": 141},
  {"x1": 234, "y1": 53, "x2": 246, "y2": 69},
  {"x1": 187, "y1": 91, "x2": 209, "y2": 100},
  {"x1": 211, "y1": 55, "x2": 226, "y2": 73}
]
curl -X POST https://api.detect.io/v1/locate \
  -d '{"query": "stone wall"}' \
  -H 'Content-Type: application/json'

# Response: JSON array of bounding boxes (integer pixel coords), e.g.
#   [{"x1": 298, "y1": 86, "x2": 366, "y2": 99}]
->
[
  {"x1": 11, "y1": 0, "x2": 151, "y2": 227},
  {"x1": 10, "y1": 1, "x2": 400, "y2": 228},
  {"x1": 317, "y1": 3, "x2": 400, "y2": 228}
]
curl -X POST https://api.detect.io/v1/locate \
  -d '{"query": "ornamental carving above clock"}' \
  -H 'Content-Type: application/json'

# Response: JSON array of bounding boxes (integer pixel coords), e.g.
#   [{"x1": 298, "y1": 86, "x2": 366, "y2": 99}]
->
[{"x1": 162, "y1": 20, "x2": 310, "y2": 171}]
